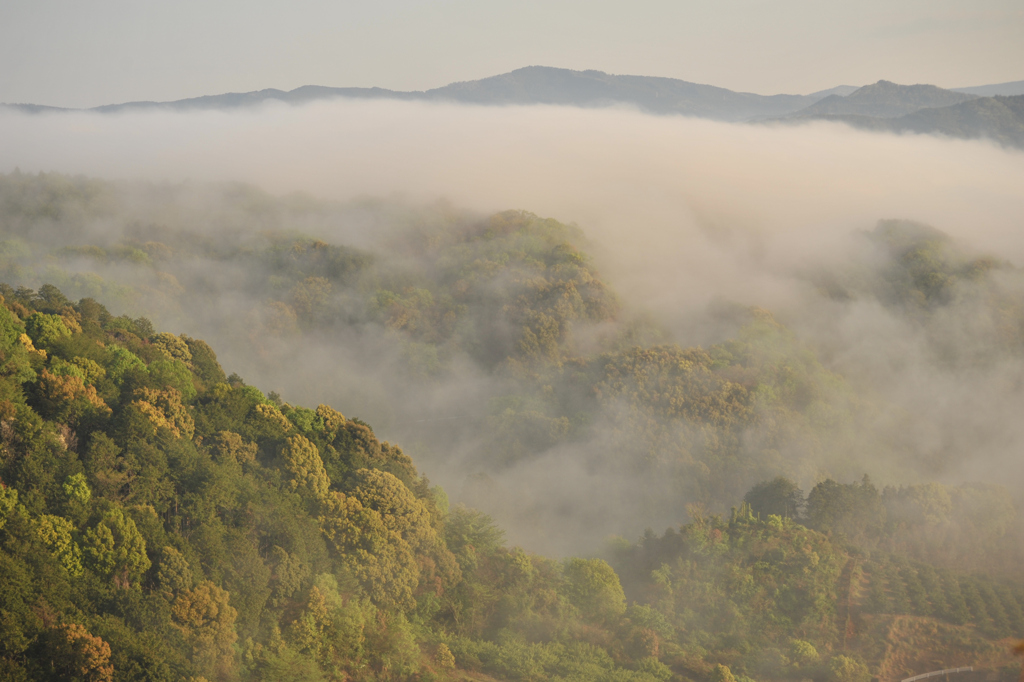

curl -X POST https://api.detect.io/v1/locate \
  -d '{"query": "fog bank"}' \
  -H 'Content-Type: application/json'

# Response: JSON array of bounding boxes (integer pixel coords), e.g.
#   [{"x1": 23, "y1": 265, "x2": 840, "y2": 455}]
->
[{"x1": 3, "y1": 100, "x2": 1024, "y2": 555}]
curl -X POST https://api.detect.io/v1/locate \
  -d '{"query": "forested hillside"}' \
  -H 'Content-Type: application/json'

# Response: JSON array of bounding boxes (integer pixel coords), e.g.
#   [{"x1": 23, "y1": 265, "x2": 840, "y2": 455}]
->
[
  {"x1": 1, "y1": 285, "x2": 1021, "y2": 681},
  {"x1": 0, "y1": 283, "x2": 677, "y2": 681}
]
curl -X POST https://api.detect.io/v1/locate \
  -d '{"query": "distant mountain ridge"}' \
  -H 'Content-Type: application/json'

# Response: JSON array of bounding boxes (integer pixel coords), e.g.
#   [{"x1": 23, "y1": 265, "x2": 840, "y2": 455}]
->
[
  {"x1": 3, "y1": 66, "x2": 1022, "y2": 147},
  {"x1": 1, "y1": 66, "x2": 830, "y2": 122}
]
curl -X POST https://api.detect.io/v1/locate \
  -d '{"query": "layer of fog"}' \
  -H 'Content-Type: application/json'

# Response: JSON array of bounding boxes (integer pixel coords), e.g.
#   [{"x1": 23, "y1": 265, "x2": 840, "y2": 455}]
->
[{"x1": 3, "y1": 100, "x2": 1024, "y2": 556}]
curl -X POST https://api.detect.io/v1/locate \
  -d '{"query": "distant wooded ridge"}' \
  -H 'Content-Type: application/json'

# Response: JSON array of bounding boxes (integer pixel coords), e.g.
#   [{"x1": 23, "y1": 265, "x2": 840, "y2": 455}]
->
[{"x1": 4, "y1": 66, "x2": 1024, "y2": 147}]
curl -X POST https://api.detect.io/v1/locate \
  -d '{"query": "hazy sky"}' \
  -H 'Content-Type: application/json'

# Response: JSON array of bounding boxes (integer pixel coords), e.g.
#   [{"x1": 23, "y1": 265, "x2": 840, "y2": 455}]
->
[{"x1": 2, "y1": 0, "x2": 1022, "y2": 108}]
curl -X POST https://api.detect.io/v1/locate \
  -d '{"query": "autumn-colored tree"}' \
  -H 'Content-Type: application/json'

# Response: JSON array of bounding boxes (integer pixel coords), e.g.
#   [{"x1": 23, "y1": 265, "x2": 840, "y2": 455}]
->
[
  {"x1": 51, "y1": 622, "x2": 114, "y2": 682},
  {"x1": 149, "y1": 332, "x2": 193, "y2": 363},
  {"x1": 253, "y1": 402, "x2": 292, "y2": 434},
  {"x1": 255, "y1": 300, "x2": 299, "y2": 338},
  {"x1": 172, "y1": 581, "x2": 239, "y2": 678},
  {"x1": 280, "y1": 434, "x2": 330, "y2": 502},
  {"x1": 349, "y1": 468, "x2": 461, "y2": 595},
  {"x1": 435, "y1": 642, "x2": 455, "y2": 670},
  {"x1": 319, "y1": 490, "x2": 419, "y2": 611},
  {"x1": 290, "y1": 276, "x2": 332, "y2": 323},
  {"x1": 207, "y1": 430, "x2": 257, "y2": 465},
  {"x1": 349, "y1": 468, "x2": 434, "y2": 551},
  {"x1": 128, "y1": 386, "x2": 194, "y2": 439},
  {"x1": 314, "y1": 404, "x2": 345, "y2": 434},
  {"x1": 34, "y1": 368, "x2": 110, "y2": 425}
]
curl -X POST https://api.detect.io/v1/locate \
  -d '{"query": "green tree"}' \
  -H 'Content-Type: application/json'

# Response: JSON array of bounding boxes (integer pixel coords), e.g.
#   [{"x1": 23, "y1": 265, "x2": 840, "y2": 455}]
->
[
  {"x1": 104, "y1": 346, "x2": 146, "y2": 384},
  {"x1": 562, "y1": 557, "x2": 627, "y2": 623},
  {"x1": 148, "y1": 359, "x2": 197, "y2": 403},
  {"x1": 24, "y1": 312, "x2": 71, "y2": 348},
  {"x1": 744, "y1": 477, "x2": 804, "y2": 519},
  {"x1": 34, "y1": 514, "x2": 83, "y2": 576},
  {"x1": 790, "y1": 639, "x2": 820, "y2": 667},
  {"x1": 157, "y1": 545, "x2": 195, "y2": 599},
  {"x1": 82, "y1": 507, "x2": 151, "y2": 586},
  {"x1": 0, "y1": 485, "x2": 18, "y2": 530},
  {"x1": 435, "y1": 643, "x2": 456, "y2": 671},
  {"x1": 0, "y1": 304, "x2": 35, "y2": 385},
  {"x1": 63, "y1": 473, "x2": 92, "y2": 505},
  {"x1": 82, "y1": 433, "x2": 134, "y2": 499},
  {"x1": 805, "y1": 476, "x2": 884, "y2": 541},
  {"x1": 181, "y1": 335, "x2": 227, "y2": 386},
  {"x1": 710, "y1": 663, "x2": 737, "y2": 682},
  {"x1": 828, "y1": 655, "x2": 871, "y2": 682}
]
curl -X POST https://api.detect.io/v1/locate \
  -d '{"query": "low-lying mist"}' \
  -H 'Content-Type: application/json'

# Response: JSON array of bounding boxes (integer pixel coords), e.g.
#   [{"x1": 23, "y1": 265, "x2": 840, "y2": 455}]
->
[{"x1": 2, "y1": 99, "x2": 1024, "y2": 556}]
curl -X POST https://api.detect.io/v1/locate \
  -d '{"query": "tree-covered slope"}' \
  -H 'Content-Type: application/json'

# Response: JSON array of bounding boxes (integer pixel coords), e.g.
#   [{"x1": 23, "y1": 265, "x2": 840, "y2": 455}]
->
[{"x1": 0, "y1": 283, "x2": 681, "y2": 681}]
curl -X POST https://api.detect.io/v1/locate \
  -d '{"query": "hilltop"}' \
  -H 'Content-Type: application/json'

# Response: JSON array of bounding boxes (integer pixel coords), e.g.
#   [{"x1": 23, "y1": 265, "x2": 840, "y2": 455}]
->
[{"x1": 787, "y1": 81, "x2": 978, "y2": 119}]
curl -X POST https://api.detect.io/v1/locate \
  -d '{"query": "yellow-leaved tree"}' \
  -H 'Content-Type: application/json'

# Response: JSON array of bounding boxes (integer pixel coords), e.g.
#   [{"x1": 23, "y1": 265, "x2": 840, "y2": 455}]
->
[
  {"x1": 319, "y1": 468, "x2": 460, "y2": 611},
  {"x1": 280, "y1": 434, "x2": 330, "y2": 502}
]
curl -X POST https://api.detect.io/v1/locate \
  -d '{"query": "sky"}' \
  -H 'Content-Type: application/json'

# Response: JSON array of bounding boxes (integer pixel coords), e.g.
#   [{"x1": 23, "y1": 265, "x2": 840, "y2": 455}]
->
[{"x1": 1, "y1": 0, "x2": 1022, "y2": 108}]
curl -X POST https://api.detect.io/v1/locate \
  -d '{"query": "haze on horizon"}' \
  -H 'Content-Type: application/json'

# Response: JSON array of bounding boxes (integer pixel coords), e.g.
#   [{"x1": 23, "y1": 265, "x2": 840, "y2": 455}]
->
[{"x1": 2, "y1": 0, "x2": 1022, "y2": 109}]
